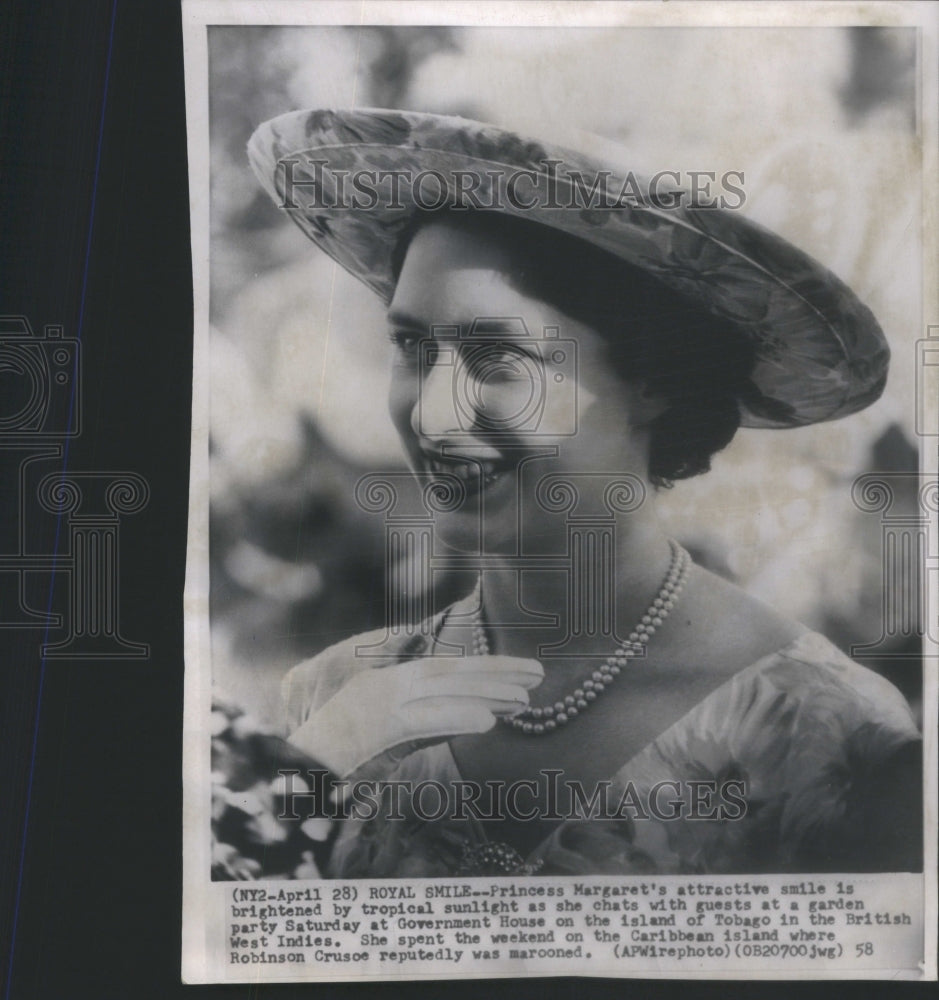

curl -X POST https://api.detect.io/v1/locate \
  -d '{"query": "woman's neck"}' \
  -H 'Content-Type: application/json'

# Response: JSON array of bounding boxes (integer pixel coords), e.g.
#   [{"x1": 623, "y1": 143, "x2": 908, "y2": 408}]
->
[{"x1": 475, "y1": 509, "x2": 673, "y2": 664}]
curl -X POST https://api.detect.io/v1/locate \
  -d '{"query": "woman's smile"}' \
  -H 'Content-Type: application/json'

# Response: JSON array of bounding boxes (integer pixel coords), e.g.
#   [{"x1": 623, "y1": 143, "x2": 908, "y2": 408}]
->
[
  {"x1": 387, "y1": 217, "x2": 654, "y2": 547},
  {"x1": 419, "y1": 450, "x2": 505, "y2": 489}
]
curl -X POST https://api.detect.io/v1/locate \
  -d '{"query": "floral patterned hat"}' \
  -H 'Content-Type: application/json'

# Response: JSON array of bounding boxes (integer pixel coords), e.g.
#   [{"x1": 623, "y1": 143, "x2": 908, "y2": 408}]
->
[{"x1": 247, "y1": 108, "x2": 889, "y2": 429}]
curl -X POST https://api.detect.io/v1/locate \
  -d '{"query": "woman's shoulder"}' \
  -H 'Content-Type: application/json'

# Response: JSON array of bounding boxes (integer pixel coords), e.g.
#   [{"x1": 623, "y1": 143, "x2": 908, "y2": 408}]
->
[
  {"x1": 658, "y1": 563, "x2": 919, "y2": 746},
  {"x1": 734, "y1": 630, "x2": 917, "y2": 735},
  {"x1": 769, "y1": 629, "x2": 911, "y2": 697},
  {"x1": 556, "y1": 624, "x2": 921, "y2": 874},
  {"x1": 666, "y1": 563, "x2": 805, "y2": 674},
  {"x1": 655, "y1": 622, "x2": 920, "y2": 773}
]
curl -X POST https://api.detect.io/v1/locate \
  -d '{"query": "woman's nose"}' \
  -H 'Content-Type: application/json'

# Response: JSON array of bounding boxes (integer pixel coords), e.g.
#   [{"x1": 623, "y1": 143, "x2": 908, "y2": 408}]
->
[{"x1": 411, "y1": 353, "x2": 464, "y2": 439}]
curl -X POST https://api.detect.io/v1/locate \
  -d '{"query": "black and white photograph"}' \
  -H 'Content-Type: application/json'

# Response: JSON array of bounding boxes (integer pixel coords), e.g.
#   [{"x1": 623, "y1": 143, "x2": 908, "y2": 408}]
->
[
  {"x1": 181, "y1": 0, "x2": 937, "y2": 984},
  {"x1": 9, "y1": 1, "x2": 939, "y2": 995}
]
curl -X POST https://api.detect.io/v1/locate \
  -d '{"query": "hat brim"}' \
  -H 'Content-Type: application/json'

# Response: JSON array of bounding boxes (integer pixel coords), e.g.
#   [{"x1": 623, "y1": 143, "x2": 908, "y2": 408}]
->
[{"x1": 247, "y1": 108, "x2": 889, "y2": 429}]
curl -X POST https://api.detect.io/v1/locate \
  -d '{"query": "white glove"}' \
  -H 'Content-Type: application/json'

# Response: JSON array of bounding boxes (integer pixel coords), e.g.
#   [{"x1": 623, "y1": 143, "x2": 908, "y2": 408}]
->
[{"x1": 287, "y1": 655, "x2": 543, "y2": 778}]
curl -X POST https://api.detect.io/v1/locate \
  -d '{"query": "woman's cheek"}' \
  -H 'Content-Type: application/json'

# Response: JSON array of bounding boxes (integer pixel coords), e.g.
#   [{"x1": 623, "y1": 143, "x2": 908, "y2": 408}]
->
[
  {"x1": 572, "y1": 384, "x2": 599, "y2": 425},
  {"x1": 474, "y1": 378, "x2": 540, "y2": 430},
  {"x1": 388, "y1": 368, "x2": 419, "y2": 438}
]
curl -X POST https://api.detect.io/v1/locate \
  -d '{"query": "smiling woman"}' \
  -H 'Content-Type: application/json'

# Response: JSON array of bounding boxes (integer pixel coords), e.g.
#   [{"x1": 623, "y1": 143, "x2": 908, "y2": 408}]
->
[
  {"x1": 243, "y1": 108, "x2": 920, "y2": 877},
  {"x1": 386, "y1": 217, "x2": 663, "y2": 558},
  {"x1": 387, "y1": 208, "x2": 755, "y2": 488}
]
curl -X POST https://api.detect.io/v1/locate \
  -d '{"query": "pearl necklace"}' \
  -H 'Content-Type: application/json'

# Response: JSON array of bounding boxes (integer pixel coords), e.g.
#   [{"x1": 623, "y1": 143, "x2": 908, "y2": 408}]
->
[{"x1": 471, "y1": 540, "x2": 690, "y2": 735}]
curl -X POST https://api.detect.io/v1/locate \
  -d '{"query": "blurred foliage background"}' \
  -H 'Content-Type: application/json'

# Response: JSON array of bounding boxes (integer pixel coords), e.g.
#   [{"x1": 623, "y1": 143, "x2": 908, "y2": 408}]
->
[{"x1": 205, "y1": 25, "x2": 924, "y2": 732}]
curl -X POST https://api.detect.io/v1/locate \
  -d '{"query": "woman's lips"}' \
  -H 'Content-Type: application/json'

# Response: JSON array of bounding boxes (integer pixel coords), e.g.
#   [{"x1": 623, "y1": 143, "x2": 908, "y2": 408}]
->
[{"x1": 419, "y1": 450, "x2": 508, "y2": 492}]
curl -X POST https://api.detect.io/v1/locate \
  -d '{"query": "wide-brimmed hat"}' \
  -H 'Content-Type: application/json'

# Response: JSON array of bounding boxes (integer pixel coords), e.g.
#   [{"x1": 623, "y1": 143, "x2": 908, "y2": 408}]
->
[{"x1": 247, "y1": 108, "x2": 889, "y2": 429}]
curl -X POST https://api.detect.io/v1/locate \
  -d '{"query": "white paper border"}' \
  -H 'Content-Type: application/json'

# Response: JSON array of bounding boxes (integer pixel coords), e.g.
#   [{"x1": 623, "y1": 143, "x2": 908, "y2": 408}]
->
[{"x1": 181, "y1": 0, "x2": 938, "y2": 983}]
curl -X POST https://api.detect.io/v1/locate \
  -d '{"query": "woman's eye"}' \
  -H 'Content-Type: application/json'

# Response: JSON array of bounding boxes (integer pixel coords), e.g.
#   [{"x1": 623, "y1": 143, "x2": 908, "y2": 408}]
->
[
  {"x1": 469, "y1": 343, "x2": 538, "y2": 376},
  {"x1": 389, "y1": 331, "x2": 422, "y2": 355}
]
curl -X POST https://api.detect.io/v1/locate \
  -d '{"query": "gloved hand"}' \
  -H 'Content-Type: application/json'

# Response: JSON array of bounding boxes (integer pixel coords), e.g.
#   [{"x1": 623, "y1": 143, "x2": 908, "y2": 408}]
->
[{"x1": 286, "y1": 655, "x2": 543, "y2": 778}]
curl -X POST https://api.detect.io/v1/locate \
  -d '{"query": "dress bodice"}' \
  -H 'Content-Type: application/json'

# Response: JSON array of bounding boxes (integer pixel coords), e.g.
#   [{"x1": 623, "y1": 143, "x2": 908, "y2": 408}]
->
[{"x1": 282, "y1": 600, "x2": 921, "y2": 877}]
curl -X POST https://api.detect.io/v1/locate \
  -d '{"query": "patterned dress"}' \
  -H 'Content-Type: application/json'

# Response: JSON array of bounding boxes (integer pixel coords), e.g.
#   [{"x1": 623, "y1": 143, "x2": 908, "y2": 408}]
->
[{"x1": 282, "y1": 594, "x2": 921, "y2": 877}]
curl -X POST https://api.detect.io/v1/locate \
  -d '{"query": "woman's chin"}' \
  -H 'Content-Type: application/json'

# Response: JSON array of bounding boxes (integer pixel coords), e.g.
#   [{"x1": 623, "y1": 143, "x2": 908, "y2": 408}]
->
[{"x1": 434, "y1": 511, "x2": 517, "y2": 555}]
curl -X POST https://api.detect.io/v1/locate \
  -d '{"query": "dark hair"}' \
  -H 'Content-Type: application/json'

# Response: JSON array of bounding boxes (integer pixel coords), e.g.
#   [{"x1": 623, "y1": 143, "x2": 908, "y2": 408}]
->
[{"x1": 392, "y1": 209, "x2": 756, "y2": 488}]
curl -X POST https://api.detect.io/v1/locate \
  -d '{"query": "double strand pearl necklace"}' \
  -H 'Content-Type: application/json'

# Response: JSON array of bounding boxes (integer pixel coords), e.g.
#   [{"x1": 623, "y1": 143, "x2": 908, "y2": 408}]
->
[{"x1": 470, "y1": 539, "x2": 691, "y2": 735}]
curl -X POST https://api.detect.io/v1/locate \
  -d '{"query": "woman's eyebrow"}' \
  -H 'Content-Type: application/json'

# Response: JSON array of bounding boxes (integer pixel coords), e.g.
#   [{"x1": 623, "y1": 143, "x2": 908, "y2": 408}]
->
[
  {"x1": 467, "y1": 318, "x2": 535, "y2": 338},
  {"x1": 386, "y1": 308, "x2": 426, "y2": 331},
  {"x1": 387, "y1": 311, "x2": 541, "y2": 341}
]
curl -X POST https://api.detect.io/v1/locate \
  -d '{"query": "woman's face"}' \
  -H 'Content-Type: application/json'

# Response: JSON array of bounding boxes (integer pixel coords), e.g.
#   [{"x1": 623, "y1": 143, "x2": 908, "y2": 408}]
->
[{"x1": 387, "y1": 218, "x2": 656, "y2": 550}]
